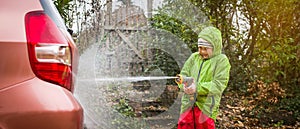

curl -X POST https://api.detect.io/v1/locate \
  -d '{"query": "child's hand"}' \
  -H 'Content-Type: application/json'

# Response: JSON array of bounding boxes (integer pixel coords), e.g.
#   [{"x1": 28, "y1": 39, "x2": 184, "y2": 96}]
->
[{"x1": 184, "y1": 83, "x2": 196, "y2": 95}]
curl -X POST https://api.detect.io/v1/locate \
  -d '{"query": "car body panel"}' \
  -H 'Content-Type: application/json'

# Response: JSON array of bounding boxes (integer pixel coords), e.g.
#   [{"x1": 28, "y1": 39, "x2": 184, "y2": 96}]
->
[
  {"x1": 0, "y1": 42, "x2": 35, "y2": 90},
  {"x1": 0, "y1": 77, "x2": 83, "y2": 129}
]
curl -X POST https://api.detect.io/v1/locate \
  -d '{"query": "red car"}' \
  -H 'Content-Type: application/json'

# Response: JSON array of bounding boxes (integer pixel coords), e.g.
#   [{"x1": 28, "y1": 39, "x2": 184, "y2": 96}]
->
[{"x1": 0, "y1": 0, "x2": 83, "y2": 129}]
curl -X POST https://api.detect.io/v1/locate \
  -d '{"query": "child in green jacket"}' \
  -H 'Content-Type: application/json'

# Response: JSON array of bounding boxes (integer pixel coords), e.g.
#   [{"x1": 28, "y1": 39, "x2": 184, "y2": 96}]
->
[{"x1": 177, "y1": 26, "x2": 231, "y2": 129}]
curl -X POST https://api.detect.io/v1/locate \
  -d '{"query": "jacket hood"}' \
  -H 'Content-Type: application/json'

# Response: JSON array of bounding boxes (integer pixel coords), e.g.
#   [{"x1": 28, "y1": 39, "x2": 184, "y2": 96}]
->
[{"x1": 198, "y1": 27, "x2": 222, "y2": 57}]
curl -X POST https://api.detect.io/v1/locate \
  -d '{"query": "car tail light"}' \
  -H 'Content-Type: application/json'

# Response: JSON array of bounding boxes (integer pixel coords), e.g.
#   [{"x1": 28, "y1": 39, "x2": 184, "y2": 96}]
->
[{"x1": 25, "y1": 11, "x2": 73, "y2": 91}]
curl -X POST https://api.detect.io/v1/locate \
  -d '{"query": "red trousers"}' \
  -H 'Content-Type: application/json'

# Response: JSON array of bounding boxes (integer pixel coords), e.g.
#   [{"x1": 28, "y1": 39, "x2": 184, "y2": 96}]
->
[{"x1": 177, "y1": 106, "x2": 215, "y2": 129}]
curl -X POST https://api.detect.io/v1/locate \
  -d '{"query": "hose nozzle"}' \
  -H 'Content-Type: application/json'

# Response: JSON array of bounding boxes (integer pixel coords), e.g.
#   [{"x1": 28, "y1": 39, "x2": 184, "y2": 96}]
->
[{"x1": 175, "y1": 74, "x2": 194, "y2": 86}]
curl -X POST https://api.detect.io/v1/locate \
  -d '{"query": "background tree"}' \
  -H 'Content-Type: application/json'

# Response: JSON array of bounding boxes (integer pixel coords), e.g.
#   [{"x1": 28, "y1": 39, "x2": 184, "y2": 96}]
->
[{"x1": 53, "y1": 0, "x2": 74, "y2": 28}]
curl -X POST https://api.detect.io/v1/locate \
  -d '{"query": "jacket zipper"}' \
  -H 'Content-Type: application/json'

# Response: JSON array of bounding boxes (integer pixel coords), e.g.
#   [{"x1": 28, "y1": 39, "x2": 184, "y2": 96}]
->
[
  {"x1": 193, "y1": 59, "x2": 206, "y2": 103},
  {"x1": 196, "y1": 59, "x2": 206, "y2": 82},
  {"x1": 192, "y1": 59, "x2": 206, "y2": 129}
]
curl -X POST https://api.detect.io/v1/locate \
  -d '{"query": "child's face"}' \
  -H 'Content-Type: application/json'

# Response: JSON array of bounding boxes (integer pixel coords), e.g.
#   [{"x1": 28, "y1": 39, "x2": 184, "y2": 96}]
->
[{"x1": 198, "y1": 46, "x2": 213, "y2": 59}]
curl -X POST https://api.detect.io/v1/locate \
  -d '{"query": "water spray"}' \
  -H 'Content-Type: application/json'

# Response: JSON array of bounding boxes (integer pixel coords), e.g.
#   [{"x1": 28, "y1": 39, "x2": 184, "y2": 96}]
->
[
  {"x1": 79, "y1": 74, "x2": 194, "y2": 86},
  {"x1": 79, "y1": 75, "x2": 194, "y2": 84},
  {"x1": 79, "y1": 76, "x2": 178, "y2": 82}
]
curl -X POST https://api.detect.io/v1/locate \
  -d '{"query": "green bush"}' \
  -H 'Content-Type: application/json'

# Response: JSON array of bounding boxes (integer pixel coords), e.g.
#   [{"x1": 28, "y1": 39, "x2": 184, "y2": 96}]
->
[{"x1": 277, "y1": 95, "x2": 300, "y2": 118}]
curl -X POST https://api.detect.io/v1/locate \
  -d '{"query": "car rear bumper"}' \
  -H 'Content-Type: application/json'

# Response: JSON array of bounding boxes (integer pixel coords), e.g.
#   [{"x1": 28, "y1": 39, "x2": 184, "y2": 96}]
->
[{"x1": 0, "y1": 77, "x2": 83, "y2": 129}]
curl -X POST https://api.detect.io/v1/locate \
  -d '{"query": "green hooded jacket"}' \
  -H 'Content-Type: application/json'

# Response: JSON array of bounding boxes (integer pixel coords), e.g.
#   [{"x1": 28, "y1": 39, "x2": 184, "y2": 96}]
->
[{"x1": 178, "y1": 26, "x2": 231, "y2": 120}]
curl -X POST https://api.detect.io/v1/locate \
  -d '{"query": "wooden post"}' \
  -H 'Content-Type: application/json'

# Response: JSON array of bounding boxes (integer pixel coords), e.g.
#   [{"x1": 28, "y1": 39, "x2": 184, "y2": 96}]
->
[
  {"x1": 107, "y1": 0, "x2": 112, "y2": 26},
  {"x1": 106, "y1": 0, "x2": 113, "y2": 71},
  {"x1": 147, "y1": 0, "x2": 153, "y2": 18},
  {"x1": 106, "y1": 0, "x2": 112, "y2": 49}
]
